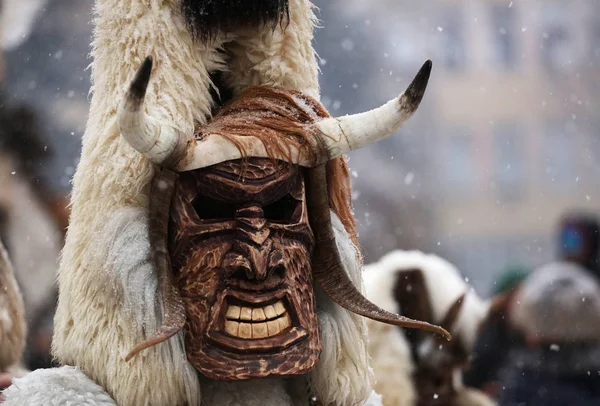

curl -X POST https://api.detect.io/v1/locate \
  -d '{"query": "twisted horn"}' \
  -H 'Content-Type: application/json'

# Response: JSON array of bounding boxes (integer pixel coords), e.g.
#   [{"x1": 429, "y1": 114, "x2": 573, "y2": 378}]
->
[
  {"x1": 305, "y1": 165, "x2": 450, "y2": 340},
  {"x1": 312, "y1": 60, "x2": 432, "y2": 161},
  {"x1": 118, "y1": 57, "x2": 189, "y2": 167},
  {"x1": 125, "y1": 169, "x2": 186, "y2": 361}
]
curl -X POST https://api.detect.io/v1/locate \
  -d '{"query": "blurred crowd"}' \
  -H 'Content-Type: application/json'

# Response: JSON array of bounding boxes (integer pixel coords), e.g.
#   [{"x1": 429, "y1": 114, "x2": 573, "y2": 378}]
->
[{"x1": 362, "y1": 212, "x2": 600, "y2": 406}]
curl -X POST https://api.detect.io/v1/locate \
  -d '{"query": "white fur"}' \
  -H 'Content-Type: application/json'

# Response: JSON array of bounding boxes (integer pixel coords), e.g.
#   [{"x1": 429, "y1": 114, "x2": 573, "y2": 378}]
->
[
  {"x1": 1, "y1": 366, "x2": 117, "y2": 405},
  {"x1": 511, "y1": 261, "x2": 600, "y2": 342},
  {"x1": 363, "y1": 390, "x2": 384, "y2": 406},
  {"x1": 365, "y1": 319, "x2": 416, "y2": 406},
  {"x1": 225, "y1": 0, "x2": 320, "y2": 99},
  {"x1": 201, "y1": 378, "x2": 294, "y2": 406},
  {"x1": 364, "y1": 250, "x2": 491, "y2": 406}
]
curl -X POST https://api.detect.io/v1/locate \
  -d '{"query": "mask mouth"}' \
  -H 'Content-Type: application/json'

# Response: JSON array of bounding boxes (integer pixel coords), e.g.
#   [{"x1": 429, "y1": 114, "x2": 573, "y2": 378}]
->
[
  {"x1": 223, "y1": 300, "x2": 291, "y2": 339},
  {"x1": 206, "y1": 292, "x2": 308, "y2": 353}
]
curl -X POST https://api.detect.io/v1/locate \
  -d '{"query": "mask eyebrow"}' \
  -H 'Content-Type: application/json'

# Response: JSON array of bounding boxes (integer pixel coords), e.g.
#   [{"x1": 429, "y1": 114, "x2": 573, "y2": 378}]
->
[{"x1": 190, "y1": 159, "x2": 303, "y2": 206}]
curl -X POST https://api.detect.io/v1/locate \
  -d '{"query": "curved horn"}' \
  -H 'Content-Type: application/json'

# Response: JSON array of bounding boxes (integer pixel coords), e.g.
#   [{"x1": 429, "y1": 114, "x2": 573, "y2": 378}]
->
[
  {"x1": 125, "y1": 169, "x2": 186, "y2": 361},
  {"x1": 312, "y1": 60, "x2": 432, "y2": 162},
  {"x1": 118, "y1": 57, "x2": 189, "y2": 167},
  {"x1": 305, "y1": 165, "x2": 450, "y2": 340}
]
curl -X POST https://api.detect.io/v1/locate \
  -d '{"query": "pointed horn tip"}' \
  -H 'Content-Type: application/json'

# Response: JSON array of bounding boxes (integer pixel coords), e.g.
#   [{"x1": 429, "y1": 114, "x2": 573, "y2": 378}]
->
[
  {"x1": 399, "y1": 59, "x2": 433, "y2": 109},
  {"x1": 422, "y1": 322, "x2": 452, "y2": 341},
  {"x1": 124, "y1": 340, "x2": 152, "y2": 362},
  {"x1": 128, "y1": 56, "x2": 154, "y2": 102},
  {"x1": 123, "y1": 325, "x2": 180, "y2": 362}
]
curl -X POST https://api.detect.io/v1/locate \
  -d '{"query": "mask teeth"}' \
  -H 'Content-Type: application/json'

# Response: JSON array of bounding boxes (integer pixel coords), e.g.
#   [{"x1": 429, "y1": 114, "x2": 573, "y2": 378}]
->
[{"x1": 224, "y1": 301, "x2": 291, "y2": 338}]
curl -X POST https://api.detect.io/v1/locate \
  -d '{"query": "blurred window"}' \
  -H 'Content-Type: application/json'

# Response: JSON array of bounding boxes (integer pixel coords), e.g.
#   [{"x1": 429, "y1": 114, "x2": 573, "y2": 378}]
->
[
  {"x1": 542, "y1": 119, "x2": 573, "y2": 185},
  {"x1": 441, "y1": 6, "x2": 466, "y2": 72},
  {"x1": 592, "y1": 15, "x2": 600, "y2": 64},
  {"x1": 590, "y1": 121, "x2": 600, "y2": 181},
  {"x1": 440, "y1": 128, "x2": 475, "y2": 193},
  {"x1": 490, "y1": 4, "x2": 518, "y2": 71},
  {"x1": 540, "y1": 3, "x2": 573, "y2": 74},
  {"x1": 494, "y1": 122, "x2": 525, "y2": 203}
]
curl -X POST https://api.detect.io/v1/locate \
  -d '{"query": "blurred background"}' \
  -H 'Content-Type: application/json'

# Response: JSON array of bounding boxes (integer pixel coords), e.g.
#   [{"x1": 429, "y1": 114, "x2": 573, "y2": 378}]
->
[{"x1": 4, "y1": 0, "x2": 600, "y2": 299}]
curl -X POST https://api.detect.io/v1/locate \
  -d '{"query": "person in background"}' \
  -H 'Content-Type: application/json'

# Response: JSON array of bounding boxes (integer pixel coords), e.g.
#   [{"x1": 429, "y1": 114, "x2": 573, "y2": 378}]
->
[
  {"x1": 463, "y1": 266, "x2": 529, "y2": 399},
  {"x1": 495, "y1": 212, "x2": 600, "y2": 405},
  {"x1": 557, "y1": 212, "x2": 599, "y2": 275},
  {"x1": 0, "y1": 101, "x2": 65, "y2": 371},
  {"x1": 499, "y1": 260, "x2": 600, "y2": 406},
  {"x1": 0, "y1": 0, "x2": 63, "y2": 374}
]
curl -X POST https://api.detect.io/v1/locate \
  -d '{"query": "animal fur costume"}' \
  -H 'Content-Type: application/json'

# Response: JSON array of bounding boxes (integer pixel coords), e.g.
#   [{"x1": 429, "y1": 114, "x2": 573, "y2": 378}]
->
[
  {"x1": 0, "y1": 238, "x2": 27, "y2": 382},
  {"x1": 364, "y1": 250, "x2": 495, "y2": 406},
  {"x1": 1, "y1": 0, "x2": 447, "y2": 401}
]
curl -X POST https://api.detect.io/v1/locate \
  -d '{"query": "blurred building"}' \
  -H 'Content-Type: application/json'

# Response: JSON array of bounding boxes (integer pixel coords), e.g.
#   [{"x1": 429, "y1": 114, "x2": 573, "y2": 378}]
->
[{"x1": 317, "y1": 0, "x2": 600, "y2": 293}]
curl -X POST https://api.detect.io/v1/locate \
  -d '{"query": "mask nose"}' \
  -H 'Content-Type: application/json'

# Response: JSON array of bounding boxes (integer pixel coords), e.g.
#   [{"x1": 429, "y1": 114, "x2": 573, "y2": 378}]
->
[{"x1": 231, "y1": 205, "x2": 273, "y2": 281}]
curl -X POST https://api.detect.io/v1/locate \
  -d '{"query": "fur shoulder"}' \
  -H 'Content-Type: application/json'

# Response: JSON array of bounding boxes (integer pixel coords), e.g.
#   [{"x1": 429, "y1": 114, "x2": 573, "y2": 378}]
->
[{"x1": 1, "y1": 366, "x2": 116, "y2": 405}]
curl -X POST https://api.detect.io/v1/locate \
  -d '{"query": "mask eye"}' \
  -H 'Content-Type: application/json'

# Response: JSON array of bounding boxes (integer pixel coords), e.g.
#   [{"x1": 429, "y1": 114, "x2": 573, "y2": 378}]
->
[
  {"x1": 192, "y1": 195, "x2": 237, "y2": 221},
  {"x1": 263, "y1": 194, "x2": 301, "y2": 223}
]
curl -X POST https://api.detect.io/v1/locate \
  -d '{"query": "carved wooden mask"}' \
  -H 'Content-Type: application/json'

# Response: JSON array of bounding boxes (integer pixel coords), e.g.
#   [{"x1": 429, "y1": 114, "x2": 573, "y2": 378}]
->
[{"x1": 169, "y1": 158, "x2": 321, "y2": 380}]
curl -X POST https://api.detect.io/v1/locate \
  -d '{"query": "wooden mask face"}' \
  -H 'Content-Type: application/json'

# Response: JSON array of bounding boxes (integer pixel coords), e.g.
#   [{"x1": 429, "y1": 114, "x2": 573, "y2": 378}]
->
[{"x1": 169, "y1": 158, "x2": 321, "y2": 380}]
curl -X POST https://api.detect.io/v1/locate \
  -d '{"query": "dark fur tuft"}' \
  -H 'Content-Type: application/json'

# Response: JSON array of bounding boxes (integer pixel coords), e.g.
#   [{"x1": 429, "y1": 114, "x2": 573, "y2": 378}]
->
[
  {"x1": 181, "y1": 0, "x2": 289, "y2": 42},
  {"x1": 0, "y1": 99, "x2": 55, "y2": 205},
  {"x1": 0, "y1": 102, "x2": 51, "y2": 177}
]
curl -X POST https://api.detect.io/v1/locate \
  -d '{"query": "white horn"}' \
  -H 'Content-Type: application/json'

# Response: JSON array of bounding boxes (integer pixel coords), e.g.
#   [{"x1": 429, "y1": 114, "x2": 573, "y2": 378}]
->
[
  {"x1": 118, "y1": 57, "x2": 186, "y2": 166},
  {"x1": 312, "y1": 60, "x2": 432, "y2": 162}
]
